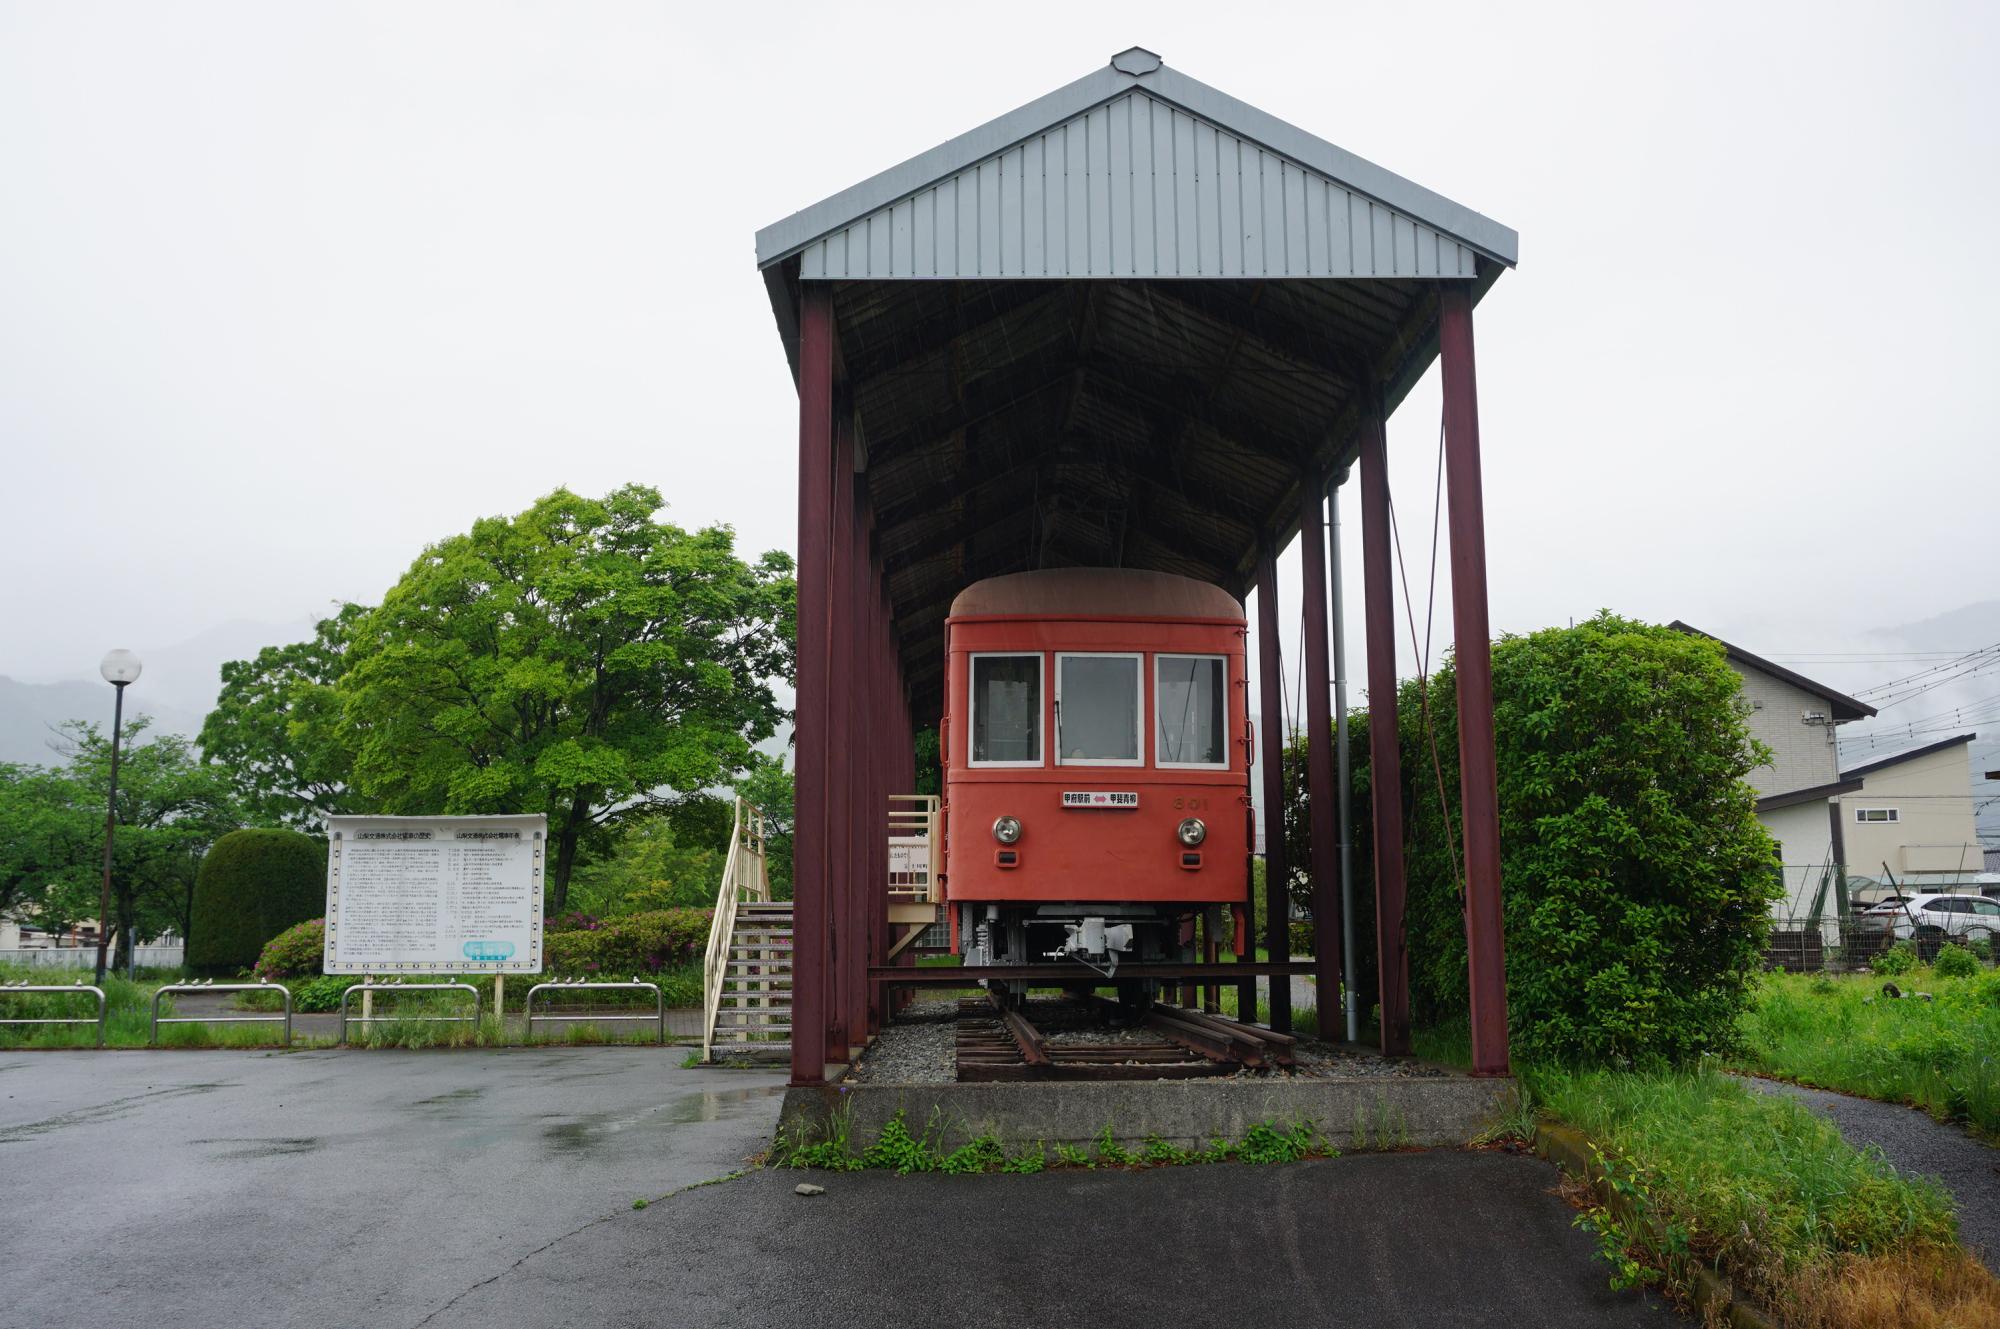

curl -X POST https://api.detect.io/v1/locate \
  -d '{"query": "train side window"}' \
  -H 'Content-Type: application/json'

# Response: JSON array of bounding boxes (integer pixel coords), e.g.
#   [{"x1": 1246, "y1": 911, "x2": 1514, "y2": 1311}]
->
[
  {"x1": 969, "y1": 653, "x2": 1043, "y2": 766},
  {"x1": 1156, "y1": 654, "x2": 1227, "y2": 768},
  {"x1": 1055, "y1": 653, "x2": 1143, "y2": 766}
]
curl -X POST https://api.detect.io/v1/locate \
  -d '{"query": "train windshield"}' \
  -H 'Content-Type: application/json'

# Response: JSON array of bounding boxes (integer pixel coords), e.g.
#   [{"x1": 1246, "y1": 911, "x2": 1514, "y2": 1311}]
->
[
  {"x1": 1055, "y1": 653, "x2": 1142, "y2": 765},
  {"x1": 1156, "y1": 655, "x2": 1227, "y2": 767},
  {"x1": 970, "y1": 654, "x2": 1042, "y2": 764}
]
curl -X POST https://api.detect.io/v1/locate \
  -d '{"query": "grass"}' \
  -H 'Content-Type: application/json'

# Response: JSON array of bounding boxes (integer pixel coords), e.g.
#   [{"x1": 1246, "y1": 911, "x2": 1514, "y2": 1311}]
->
[
  {"x1": 0, "y1": 963, "x2": 699, "y2": 1049},
  {"x1": 1736, "y1": 969, "x2": 2000, "y2": 1141},
  {"x1": 771, "y1": 1106, "x2": 1336, "y2": 1174},
  {"x1": 1529, "y1": 1065, "x2": 1998, "y2": 1327}
]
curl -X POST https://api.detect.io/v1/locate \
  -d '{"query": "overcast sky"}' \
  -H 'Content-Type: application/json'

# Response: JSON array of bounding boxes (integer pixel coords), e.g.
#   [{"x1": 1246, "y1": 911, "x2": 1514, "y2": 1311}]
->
[{"x1": 3, "y1": 2, "x2": 1997, "y2": 725}]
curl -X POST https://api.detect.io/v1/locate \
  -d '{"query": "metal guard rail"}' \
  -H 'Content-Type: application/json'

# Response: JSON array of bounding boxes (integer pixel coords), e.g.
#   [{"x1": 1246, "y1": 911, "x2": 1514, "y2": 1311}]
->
[
  {"x1": 151, "y1": 981, "x2": 293, "y2": 1046},
  {"x1": 0, "y1": 981, "x2": 107, "y2": 1046},
  {"x1": 701, "y1": 796, "x2": 769, "y2": 1062},
  {"x1": 524, "y1": 979, "x2": 665, "y2": 1044},
  {"x1": 338, "y1": 981, "x2": 482, "y2": 1044}
]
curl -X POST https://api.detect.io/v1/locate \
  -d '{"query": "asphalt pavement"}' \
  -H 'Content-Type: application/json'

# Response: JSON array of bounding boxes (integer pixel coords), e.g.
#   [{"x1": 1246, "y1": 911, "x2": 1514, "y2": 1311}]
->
[
  {"x1": 1740, "y1": 1075, "x2": 2000, "y2": 1270},
  {"x1": 0, "y1": 1048, "x2": 1674, "y2": 1329}
]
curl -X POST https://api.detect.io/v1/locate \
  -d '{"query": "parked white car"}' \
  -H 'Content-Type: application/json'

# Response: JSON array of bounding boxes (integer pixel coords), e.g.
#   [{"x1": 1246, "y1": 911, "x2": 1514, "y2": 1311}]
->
[{"x1": 1860, "y1": 893, "x2": 2000, "y2": 946}]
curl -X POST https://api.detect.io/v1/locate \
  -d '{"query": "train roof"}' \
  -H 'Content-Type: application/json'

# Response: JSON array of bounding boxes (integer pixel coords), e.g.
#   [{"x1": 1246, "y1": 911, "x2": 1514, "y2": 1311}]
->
[{"x1": 949, "y1": 568, "x2": 1244, "y2": 621}]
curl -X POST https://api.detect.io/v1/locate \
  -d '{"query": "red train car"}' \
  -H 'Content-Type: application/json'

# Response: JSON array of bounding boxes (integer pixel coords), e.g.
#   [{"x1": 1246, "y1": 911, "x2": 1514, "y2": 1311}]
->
[{"x1": 940, "y1": 568, "x2": 1252, "y2": 1005}]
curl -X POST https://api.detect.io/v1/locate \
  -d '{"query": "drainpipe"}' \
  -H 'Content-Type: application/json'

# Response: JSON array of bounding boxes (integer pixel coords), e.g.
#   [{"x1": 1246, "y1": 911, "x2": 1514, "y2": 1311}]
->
[{"x1": 1329, "y1": 469, "x2": 1360, "y2": 1044}]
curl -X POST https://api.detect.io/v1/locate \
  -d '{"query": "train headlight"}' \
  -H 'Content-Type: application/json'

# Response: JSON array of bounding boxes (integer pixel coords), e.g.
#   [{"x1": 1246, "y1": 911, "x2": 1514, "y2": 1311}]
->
[
  {"x1": 992, "y1": 815, "x2": 1023, "y2": 844},
  {"x1": 1176, "y1": 817, "x2": 1207, "y2": 847}
]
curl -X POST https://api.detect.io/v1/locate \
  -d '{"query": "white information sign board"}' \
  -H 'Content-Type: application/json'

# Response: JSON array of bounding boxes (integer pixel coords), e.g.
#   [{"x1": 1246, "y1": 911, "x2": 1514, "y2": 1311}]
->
[{"x1": 323, "y1": 814, "x2": 545, "y2": 974}]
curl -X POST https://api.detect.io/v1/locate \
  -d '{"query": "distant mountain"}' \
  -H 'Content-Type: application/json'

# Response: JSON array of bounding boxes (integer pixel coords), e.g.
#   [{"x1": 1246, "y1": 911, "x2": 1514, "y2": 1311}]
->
[
  {"x1": 0, "y1": 615, "x2": 318, "y2": 766},
  {"x1": 0, "y1": 675, "x2": 210, "y2": 766},
  {"x1": 1846, "y1": 600, "x2": 2000, "y2": 847}
]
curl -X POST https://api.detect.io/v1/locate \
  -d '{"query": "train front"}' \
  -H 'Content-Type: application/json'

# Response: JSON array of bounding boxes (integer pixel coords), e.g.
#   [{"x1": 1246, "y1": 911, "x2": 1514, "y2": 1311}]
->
[{"x1": 938, "y1": 569, "x2": 1251, "y2": 1007}]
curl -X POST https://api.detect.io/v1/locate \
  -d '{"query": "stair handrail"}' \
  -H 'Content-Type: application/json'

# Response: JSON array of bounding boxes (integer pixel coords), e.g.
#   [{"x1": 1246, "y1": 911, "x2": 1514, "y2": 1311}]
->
[{"x1": 701, "y1": 797, "x2": 769, "y2": 1060}]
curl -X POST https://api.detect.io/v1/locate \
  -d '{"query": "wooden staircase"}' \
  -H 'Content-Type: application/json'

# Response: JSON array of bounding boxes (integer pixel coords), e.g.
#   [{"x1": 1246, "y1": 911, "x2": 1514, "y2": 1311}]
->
[{"x1": 708, "y1": 901, "x2": 793, "y2": 1058}]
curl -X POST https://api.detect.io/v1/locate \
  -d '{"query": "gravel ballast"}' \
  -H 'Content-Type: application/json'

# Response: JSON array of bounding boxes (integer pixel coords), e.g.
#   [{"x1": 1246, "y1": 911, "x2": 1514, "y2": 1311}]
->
[{"x1": 851, "y1": 995, "x2": 1448, "y2": 1085}]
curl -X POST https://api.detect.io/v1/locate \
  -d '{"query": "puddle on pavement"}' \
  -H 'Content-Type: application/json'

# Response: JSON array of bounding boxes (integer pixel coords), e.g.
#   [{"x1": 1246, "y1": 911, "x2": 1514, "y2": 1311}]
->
[
  {"x1": 661, "y1": 1084, "x2": 786, "y2": 1124},
  {"x1": 540, "y1": 1085, "x2": 784, "y2": 1157},
  {"x1": 413, "y1": 1086, "x2": 486, "y2": 1108},
  {"x1": 192, "y1": 1135, "x2": 323, "y2": 1159}
]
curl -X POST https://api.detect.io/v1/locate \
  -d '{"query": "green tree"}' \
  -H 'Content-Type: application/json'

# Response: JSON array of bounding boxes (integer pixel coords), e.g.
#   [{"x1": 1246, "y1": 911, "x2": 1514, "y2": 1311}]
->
[
  {"x1": 0, "y1": 762, "x2": 97, "y2": 926},
  {"x1": 337, "y1": 485, "x2": 794, "y2": 912},
  {"x1": 39, "y1": 719, "x2": 243, "y2": 963},
  {"x1": 199, "y1": 603, "x2": 369, "y2": 829},
  {"x1": 1286, "y1": 613, "x2": 1777, "y2": 1065},
  {"x1": 733, "y1": 754, "x2": 794, "y2": 899},
  {"x1": 565, "y1": 814, "x2": 726, "y2": 916}
]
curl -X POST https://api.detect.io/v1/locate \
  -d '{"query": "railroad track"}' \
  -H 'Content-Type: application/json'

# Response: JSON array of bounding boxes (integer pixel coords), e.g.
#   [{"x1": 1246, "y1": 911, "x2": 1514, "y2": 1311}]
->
[{"x1": 953, "y1": 994, "x2": 1296, "y2": 1082}]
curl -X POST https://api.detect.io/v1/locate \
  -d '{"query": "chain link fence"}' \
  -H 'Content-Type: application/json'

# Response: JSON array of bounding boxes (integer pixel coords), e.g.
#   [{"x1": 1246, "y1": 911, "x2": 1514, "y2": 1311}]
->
[{"x1": 1765, "y1": 913, "x2": 1999, "y2": 973}]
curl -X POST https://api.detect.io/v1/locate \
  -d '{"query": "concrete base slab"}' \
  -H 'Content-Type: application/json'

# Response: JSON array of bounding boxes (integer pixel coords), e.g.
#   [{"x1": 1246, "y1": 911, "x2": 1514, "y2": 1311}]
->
[{"x1": 782, "y1": 1072, "x2": 1517, "y2": 1151}]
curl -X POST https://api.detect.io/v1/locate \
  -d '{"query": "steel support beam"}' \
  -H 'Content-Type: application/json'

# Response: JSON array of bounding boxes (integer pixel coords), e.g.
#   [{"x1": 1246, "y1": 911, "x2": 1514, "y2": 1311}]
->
[
  {"x1": 1438, "y1": 283, "x2": 1509, "y2": 1077},
  {"x1": 1254, "y1": 543, "x2": 1291, "y2": 1035},
  {"x1": 791, "y1": 285, "x2": 834, "y2": 1086},
  {"x1": 1297, "y1": 476, "x2": 1343, "y2": 1031},
  {"x1": 1357, "y1": 397, "x2": 1411, "y2": 1057},
  {"x1": 827, "y1": 412, "x2": 857, "y2": 1063}
]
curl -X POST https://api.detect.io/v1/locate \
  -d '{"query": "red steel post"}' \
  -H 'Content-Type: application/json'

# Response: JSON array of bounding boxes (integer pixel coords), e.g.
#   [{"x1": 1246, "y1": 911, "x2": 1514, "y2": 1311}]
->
[
  {"x1": 1439, "y1": 282, "x2": 1510, "y2": 1077},
  {"x1": 1254, "y1": 543, "x2": 1291, "y2": 1034},
  {"x1": 1297, "y1": 478, "x2": 1344, "y2": 1032},
  {"x1": 828, "y1": 415, "x2": 857, "y2": 1061},
  {"x1": 1357, "y1": 400, "x2": 1411, "y2": 1056},
  {"x1": 790, "y1": 285, "x2": 834, "y2": 1086}
]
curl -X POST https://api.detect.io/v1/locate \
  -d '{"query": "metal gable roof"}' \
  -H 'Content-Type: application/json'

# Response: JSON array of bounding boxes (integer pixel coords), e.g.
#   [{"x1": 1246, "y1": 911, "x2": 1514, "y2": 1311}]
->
[{"x1": 754, "y1": 49, "x2": 1519, "y2": 278}]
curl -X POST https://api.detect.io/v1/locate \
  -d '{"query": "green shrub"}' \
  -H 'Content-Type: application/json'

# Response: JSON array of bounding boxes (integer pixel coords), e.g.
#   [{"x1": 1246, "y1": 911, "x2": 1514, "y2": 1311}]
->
[
  {"x1": 189, "y1": 829, "x2": 327, "y2": 975},
  {"x1": 542, "y1": 907, "x2": 709, "y2": 976},
  {"x1": 1931, "y1": 942, "x2": 1980, "y2": 979},
  {"x1": 1292, "y1": 614, "x2": 1780, "y2": 1067},
  {"x1": 289, "y1": 973, "x2": 360, "y2": 1012},
  {"x1": 1871, "y1": 941, "x2": 1917, "y2": 977},
  {"x1": 253, "y1": 917, "x2": 326, "y2": 980},
  {"x1": 1287, "y1": 921, "x2": 1315, "y2": 958}
]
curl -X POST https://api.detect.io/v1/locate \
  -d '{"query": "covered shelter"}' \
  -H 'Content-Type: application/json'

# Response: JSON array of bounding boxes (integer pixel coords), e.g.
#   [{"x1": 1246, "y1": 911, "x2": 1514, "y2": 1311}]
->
[{"x1": 756, "y1": 47, "x2": 1517, "y2": 1085}]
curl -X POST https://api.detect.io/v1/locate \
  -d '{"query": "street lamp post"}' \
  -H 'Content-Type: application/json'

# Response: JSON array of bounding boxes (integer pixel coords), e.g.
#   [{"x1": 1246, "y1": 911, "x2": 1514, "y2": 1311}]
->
[{"x1": 94, "y1": 649, "x2": 142, "y2": 986}]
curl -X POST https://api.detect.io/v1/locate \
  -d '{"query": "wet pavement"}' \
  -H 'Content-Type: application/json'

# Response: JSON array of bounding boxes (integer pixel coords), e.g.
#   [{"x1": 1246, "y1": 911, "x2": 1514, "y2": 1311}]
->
[
  {"x1": 0, "y1": 1049, "x2": 786, "y2": 1328},
  {"x1": 420, "y1": 1150, "x2": 1673, "y2": 1329},
  {"x1": 0, "y1": 1049, "x2": 1675, "y2": 1328}
]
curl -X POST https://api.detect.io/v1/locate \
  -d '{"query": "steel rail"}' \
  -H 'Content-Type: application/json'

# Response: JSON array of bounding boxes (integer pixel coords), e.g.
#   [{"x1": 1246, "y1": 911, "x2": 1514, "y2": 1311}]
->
[
  {"x1": 872, "y1": 960, "x2": 1315, "y2": 985},
  {"x1": 524, "y1": 980, "x2": 665, "y2": 1044},
  {"x1": 0, "y1": 982, "x2": 107, "y2": 1046},
  {"x1": 338, "y1": 981, "x2": 481, "y2": 1044},
  {"x1": 150, "y1": 981, "x2": 292, "y2": 1046}
]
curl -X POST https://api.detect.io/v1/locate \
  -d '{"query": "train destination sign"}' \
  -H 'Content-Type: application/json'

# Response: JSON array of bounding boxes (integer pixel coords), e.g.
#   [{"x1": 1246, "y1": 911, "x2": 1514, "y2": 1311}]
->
[
  {"x1": 1061, "y1": 791, "x2": 1139, "y2": 808},
  {"x1": 323, "y1": 814, "x2": 546, "y2": 973}
]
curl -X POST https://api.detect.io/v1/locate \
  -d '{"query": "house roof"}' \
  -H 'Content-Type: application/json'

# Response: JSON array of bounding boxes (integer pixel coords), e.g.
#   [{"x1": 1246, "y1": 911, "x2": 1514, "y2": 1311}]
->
[
  {"x1": 1840, "y1": 732, "x2": 1978, "y2": 780},
  {"x1": 1756, "y1": 777, "x2": 1864, "y2": 813},
  {"x1": 755, "y1": 47, "x2": 1518, "y2": 278},
  {"x1": 1669, "y1": 621, "x2": 1878, "y2": 723}
]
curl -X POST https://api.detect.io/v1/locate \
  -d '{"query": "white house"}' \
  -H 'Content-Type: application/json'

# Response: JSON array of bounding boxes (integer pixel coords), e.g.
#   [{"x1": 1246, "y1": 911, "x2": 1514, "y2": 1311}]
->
[
  {"x1": 1837, "y1": 733, "x2": 1983, "y2": 887},
  {"x1": 1672, "y1": 622, "x2": 1876, "y2": 916}
]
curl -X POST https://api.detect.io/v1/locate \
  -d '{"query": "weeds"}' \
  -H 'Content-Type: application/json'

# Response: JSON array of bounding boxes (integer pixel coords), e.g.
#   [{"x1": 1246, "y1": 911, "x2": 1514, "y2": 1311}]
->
[
  {"x1": 1738, "y1": 970, "x2": 2000, "y2": 1139},
  {"x1": 777, "y1": 1112, "x2": 1337, "y2": 1175},
  {"x1": 1529, "y1": 1064, "x2": 1999, "y2": 1324}
]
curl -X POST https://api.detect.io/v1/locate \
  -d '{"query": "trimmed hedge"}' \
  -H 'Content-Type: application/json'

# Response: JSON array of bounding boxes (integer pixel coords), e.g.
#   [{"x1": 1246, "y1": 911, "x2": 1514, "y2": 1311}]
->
[{"x1": 190, "y1": 829, "x2": 327, "y2": 975}]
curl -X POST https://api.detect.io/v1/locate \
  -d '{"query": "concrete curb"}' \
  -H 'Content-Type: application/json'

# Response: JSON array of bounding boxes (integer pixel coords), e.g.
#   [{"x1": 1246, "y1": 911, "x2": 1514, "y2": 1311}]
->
[
  {"x1": 1533, "y1": 1122, "x2": 1775, "y2": 1329},
  {"x1": 782, "y1": 1073, "x2": 1517, "y2": 1152}
]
